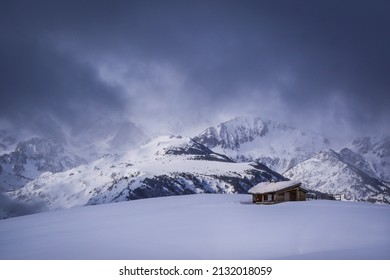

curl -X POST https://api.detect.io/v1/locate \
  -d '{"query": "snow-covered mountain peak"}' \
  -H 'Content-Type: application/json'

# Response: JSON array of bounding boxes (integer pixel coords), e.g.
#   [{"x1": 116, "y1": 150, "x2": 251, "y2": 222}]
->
[
  {"x1": 344, "y1": 135, "x2": 390, "y2": 181},
  {"x1": 142, "y1": 135, "x2": 188, "y2": 150},
  {"x1": 126, "y1": 135, "x2": 188, "y2": 161},
  {"x1": 195, "y1": 116, "x2": 271, "y2": 150},
  {"x1": 15, "y1": 137, "x2": 64, "y2": 158},
  {"x1": 349, "y1": 136, "x2": 389, "y2": 156},
  {"x1": 284, "y1": 149, "x2": 390, "y2": 203},
  {"x1": 0, "y1": 137, "x2": 87, "y2": 192},
  {"x1": 194, "y1": 115, "x2": 331, "y2": 172},
  {"x1": 315, "y1": 149, "x2": 341, "y2": 163},
  {"x1": 125, "y1": 135, "x2": 233, "y2": 163},
  {"x1": 369, "y1": 136, "x2": 390, "y2": 158},
  {"x1": 351, "y1": 137, "x2": 372, "y2": 154}
]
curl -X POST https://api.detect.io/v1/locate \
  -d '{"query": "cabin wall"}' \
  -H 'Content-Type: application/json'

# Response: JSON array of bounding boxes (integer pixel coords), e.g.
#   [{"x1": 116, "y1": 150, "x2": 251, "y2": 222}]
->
[
  {"x1": 252, "y1": 187, "x2": 307, "y2": 204},
  {"x1": 298, "y1": 190, "x2": 306, "y2": 201},
  {"x1": 274, "y1": 193, "x2": 284, "y2": 203},
  {"x1": 253, "y1": 194, "x2": 275, "y2": 203}
]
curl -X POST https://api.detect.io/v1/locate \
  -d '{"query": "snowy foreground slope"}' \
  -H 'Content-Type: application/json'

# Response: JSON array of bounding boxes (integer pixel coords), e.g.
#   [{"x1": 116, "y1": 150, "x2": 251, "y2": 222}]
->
[{"x1": 0, "y1": 194, "x2": 389, "y2": 260}]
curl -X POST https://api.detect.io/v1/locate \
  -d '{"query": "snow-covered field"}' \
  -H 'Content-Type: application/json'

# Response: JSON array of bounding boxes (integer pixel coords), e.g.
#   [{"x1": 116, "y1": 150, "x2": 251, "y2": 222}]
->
[{"x1": 0, "y1": 194, "x2": 389, "y2": 260}]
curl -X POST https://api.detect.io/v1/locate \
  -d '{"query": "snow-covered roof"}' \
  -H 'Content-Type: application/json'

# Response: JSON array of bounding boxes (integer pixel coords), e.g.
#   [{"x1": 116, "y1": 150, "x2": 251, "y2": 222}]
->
[{"x1": 248, "y1": 180, "x2": 303, "y2": 194}]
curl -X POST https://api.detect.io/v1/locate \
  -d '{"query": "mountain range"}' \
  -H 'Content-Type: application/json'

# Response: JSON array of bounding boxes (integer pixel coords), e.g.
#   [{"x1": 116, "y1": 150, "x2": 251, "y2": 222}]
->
[
  {"x1": 0, "y1": 137, "x2": 86, "y2": 192},
  {"x1": 194, "y1": 116, "x2": 390, "y2": 203},
  {"x1": 194, "y1": 116, "x2": 332, "y2": 173},
  {"x1": 9, "y1": 136, "x2": 284, "y2": 212},
  {"x1": 0, "y1": 115, "x2": 389, "y2": 218},
  {"x1": 284, "y1": 150, "x2": 390, "y2": 203}
]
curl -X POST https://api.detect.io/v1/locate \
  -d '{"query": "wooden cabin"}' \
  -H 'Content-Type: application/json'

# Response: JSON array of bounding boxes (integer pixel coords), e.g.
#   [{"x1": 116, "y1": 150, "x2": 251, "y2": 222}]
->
[{"x1": 248, "y1": 181, "x2": 307, "y2": 204}]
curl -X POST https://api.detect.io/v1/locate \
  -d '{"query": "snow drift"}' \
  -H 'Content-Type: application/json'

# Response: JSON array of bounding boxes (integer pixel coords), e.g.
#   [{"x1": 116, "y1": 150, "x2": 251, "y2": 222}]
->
[{"x1": 0, "y1": 194, "x2": 388, "y2": 260}]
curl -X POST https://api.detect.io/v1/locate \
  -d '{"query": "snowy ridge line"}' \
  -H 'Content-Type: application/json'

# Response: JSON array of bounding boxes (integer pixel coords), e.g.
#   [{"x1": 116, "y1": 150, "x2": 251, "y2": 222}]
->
[{"x1": 4, "y1": 135, "x2": 286, "y2": 215}]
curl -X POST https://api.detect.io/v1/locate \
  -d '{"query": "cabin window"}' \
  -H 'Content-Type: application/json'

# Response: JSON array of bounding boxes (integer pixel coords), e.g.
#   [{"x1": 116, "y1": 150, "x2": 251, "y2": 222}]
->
[{"x1": 267, "y1": 194, "x2": 272, "y2": 201}]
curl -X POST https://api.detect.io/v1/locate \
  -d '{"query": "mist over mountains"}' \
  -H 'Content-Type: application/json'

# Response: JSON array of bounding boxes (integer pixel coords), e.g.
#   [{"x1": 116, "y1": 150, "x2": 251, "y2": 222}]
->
[{"x1": 0, "y1": 115, "x2": 389, "y2": 219}]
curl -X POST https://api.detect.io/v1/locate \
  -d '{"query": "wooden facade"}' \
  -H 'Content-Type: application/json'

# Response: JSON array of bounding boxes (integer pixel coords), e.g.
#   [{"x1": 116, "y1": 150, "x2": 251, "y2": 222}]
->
[{"x1": 249, "y1": 181, "x2": 307, "y2": 204}]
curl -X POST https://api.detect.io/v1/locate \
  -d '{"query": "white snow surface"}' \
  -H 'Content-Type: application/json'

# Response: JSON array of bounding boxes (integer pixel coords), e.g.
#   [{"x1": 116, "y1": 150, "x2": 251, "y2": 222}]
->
[
  {"x1": 248, "y1": 180, "x2": 301, "y2": 194},
  {"x1": 0, "y1": 194, "x2": 389, "y2": 260}
]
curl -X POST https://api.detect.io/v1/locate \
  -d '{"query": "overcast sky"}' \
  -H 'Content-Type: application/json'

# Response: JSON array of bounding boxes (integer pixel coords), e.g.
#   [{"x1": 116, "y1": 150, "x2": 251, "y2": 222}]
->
[{"x1": 1, "y1": 0, "x2": 389, "y2": 140}]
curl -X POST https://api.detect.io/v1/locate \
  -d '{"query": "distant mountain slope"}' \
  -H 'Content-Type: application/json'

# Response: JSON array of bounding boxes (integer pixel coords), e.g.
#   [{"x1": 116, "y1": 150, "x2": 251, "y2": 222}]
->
[
  {"x1": 194, "y1": 116, "x2": 331, "y2": 173},
  {"x1": 0, "y1": 137, "x2": 86, "y2": 192},
  {"x1": 341, "y1": 136, "x2": 390, "y2": 182},
  {"x1": 283, "y1": 150, "x2": 390, "y2": 203},
  {"x1": 9, "y1": 136, "x2": 285, "y2": 211}
]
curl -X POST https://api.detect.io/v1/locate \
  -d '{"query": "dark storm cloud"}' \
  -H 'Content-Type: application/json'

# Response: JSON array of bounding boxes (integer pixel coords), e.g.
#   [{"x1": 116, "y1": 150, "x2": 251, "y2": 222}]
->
[
  {"x1": 0, "y1": 0, "x2": 126, "y2": 128},
  {"x1": 0, "y1": 39, "x2": 124, "y2": 125},
  {"x1": 0, "y1": 0, "x2": 389, "y2": 136}
]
